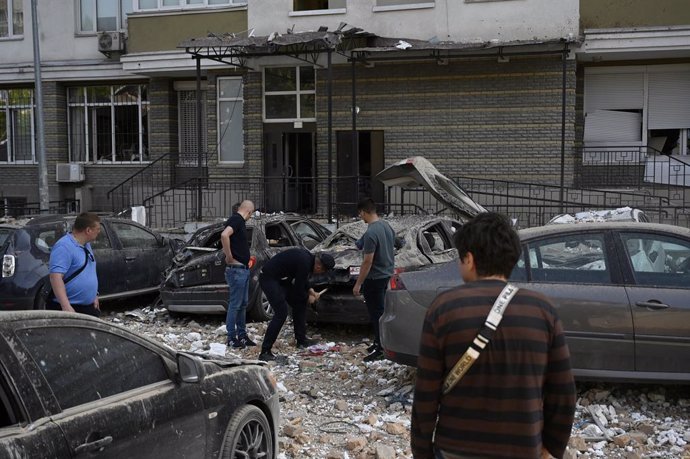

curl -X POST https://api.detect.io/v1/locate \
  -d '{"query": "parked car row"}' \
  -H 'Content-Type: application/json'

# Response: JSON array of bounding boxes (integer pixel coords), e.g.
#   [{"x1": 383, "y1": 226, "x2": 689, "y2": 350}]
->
[{"x1": 1, "y1": 214, "x2": 183, "y2": 311}]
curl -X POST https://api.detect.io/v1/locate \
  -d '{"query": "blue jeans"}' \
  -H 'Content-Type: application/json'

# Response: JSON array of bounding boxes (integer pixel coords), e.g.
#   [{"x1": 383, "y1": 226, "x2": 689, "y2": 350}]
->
[{"x1": 225, "y1": 266, "x2": 250, "y2": 340}]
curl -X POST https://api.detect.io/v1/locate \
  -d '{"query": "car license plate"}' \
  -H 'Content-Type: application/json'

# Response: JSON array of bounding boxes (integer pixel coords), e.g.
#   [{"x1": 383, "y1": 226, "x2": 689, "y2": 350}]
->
[{"x1": 349, "y1": 266, "x2": 360, "y2": 276}]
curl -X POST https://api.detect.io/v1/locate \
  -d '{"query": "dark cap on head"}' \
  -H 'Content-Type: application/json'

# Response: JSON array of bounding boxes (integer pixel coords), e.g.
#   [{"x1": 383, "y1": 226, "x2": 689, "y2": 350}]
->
[{"x1": 318, "y1": 252, "x2": 336, "y2": 271}]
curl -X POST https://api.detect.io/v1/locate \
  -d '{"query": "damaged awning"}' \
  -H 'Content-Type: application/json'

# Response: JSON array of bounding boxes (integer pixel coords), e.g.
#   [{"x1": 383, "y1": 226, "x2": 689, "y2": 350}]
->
[
  {"x1": 178, "y1": 28, "x2": 373, "y2": 67},
  {"x1": 349, "y1": 36, "x2": 577, "y2": 63}
]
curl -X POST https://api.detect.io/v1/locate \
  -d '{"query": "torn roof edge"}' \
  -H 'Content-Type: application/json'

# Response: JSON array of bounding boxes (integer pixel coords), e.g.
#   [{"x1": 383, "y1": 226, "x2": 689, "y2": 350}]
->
[{"x1": 178, "y1": 27, "x2": 580, "y2": 56}]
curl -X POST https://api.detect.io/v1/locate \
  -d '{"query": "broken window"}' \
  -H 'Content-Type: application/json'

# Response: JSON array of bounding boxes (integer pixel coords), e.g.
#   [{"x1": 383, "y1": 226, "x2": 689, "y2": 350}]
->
[
  {"x1": 293, "y1": 0, "x2": 345, "y2": 11},
  {"x1": 290, "y1": 220, "x2": 323, "y2": 249},
  {"x1": 111, "y1": 222, "x2": 159, "y2": 249},
  {"x1": 584, "y1": 73, "x2": 644, "y2": 143},
  {"x1": 68, "y1": 85, "x2": 149, "y2": 163},
  {"x1": 16, "y1": 327, "x2": 169, "y2": 410},
  {"x1": 622, "y1": 233, "x2": 690, "y2": 286},
  {"x1": 265, "y1": 223, "x2": 293, "y2": 247},
  {"x1": 526, "y1": 233, "x2": 610, "y2": 283},
  {"x1": 420, "y1": 224, "x2": 451, "y2": 254}
]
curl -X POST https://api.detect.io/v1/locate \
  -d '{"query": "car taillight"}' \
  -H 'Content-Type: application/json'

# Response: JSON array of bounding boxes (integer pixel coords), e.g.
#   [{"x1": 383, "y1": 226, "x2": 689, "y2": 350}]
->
[
  {"x1": 389, "y1": 268, "x2": 406, "y2": 290},
  {"x1": 248, "y1": 256, "x2": 256, "y2": 269},
  {"x1": 2, "y1": 255, "x2": 15, "y2": 278}
]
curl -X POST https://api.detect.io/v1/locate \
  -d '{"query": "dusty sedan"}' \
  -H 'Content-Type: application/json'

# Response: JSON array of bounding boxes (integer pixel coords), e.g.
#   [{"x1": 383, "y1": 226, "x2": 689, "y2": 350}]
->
[
  {"x1": 309, "y1": 215, "x2": 462, "y2": 323},
  {"x1": 380, "y1": 222, "x2": 690, "y2": 382},
  {"x1": 0, "y1": 311, "x2": 279, "y2": 458},
  {"x1": 160, "y1": 214, "x2": 331, "y2": 321},
  {"x1": 0, "y1": 215, "x2": 182, "y2": 311},
  {"x1": 308, "y1": 156, "x2": 485, "y2": 324}
]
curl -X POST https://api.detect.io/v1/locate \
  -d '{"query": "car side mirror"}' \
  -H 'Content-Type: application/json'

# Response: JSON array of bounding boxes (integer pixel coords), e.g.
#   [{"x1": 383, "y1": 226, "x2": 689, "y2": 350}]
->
[{"x1": 177, "y1": 353, "x2": 205, "y2": 383}]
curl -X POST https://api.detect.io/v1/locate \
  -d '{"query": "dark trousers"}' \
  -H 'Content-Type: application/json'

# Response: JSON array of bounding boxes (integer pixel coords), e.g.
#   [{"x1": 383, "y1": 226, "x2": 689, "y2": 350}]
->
[
  {"x1": 362, "y1": 277, "x2": 390, "y2": 349},
  {"x1": 260, "y1": 274, "x2": 307, "y2": 352},
  {"x1": 47, "y1": 301, "x2": 100, "y2": 318}
]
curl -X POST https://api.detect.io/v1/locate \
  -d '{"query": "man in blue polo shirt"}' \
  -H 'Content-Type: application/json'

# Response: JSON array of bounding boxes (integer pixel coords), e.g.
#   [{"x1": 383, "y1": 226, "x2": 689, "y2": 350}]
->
[{"x1": 48, "y1": 212, "x2": 101, "y2": 317}]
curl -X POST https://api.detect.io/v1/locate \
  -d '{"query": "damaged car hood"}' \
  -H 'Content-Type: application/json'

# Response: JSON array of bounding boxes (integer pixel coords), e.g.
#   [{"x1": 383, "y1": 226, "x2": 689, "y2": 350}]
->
[{"x1": 376, "y1": 156, "x2": 486, "y2": 218}]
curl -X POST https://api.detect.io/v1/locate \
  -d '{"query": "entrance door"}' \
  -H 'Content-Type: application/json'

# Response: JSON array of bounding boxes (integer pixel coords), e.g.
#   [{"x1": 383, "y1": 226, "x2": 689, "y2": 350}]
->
[
  {"x1": 263, "y1": 130, "x2": 315, "y2": 213},
  {"x1": 336, "y1": 130, "x2": 385, "y2": 216}
]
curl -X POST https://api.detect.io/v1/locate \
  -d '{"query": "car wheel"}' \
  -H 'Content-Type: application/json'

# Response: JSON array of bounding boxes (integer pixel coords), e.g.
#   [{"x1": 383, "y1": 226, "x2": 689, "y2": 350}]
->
[
  {"x1": 220, "y1": 405, "x2": 273, "y2": 459},
  {"x1": 34, "y1": 287, "x2": 47, "y2": 310},
  {"x1": 249, "y1": 289, "x2": 273, "y2": 322}
]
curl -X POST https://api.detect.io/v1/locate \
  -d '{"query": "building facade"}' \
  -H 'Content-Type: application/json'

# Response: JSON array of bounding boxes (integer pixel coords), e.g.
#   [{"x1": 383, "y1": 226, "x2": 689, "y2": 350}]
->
[{"x1": 3, "y1": 1, "x2": 687, "y2": 226}]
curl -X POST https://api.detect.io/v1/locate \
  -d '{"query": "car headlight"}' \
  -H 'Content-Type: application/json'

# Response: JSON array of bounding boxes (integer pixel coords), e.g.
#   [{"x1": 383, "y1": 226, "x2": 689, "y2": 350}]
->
[{"x1": 2, "y1": 255, "x2": 15, "y2": 278}]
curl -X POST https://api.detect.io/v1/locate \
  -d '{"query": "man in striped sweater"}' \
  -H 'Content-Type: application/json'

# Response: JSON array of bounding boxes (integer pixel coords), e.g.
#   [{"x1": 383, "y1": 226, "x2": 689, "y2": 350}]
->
[{"x1": 411, "y1": 212, "x2": 576, "y2": 459}]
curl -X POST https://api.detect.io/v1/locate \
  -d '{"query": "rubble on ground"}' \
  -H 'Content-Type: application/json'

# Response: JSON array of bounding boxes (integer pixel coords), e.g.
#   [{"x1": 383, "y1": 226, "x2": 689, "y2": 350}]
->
[{"x1": 103, "y1": 303, "x2": 690, "y2": 459}]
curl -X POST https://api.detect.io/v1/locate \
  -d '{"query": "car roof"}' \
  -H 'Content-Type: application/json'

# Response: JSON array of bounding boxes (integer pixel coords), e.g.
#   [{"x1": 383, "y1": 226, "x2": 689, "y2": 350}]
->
[
  {"x1": 520, "y1": 222, "x2": 690, "y2": 239},
  {"x1": 0, "y1": 310, "x2": 103, "y2": 324}
]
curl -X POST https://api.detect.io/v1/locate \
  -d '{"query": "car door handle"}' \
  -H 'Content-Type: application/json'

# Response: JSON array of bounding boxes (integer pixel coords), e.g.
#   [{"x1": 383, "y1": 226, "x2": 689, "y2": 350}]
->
[
  {"x1": 635, "y1": 301, "x2": 670, "y2": 310},
  {"x1": 74, "y1": 435, "x2": 113, "y2": 454},
  {"x1": 125, "y1": 256, "x2": 137, "y2": 262}
]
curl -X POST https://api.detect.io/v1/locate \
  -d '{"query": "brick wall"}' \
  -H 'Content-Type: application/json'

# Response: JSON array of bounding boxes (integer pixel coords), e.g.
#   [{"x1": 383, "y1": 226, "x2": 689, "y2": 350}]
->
[{"x1": 314, "y1": 55, "x2": 577, "y2": 187}]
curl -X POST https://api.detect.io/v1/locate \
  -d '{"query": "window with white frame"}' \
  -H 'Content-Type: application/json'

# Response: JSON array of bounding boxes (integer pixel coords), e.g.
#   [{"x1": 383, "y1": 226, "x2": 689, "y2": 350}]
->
[
  {"x1": 0, "y1": 0, "x2": 23, "y2": 38},
  {"x1": 78, "y1": 0, "x2": 132, "y2": 33},
  {"x1": 292, "y1": 0, "x2": 345, "y2": 12},
  {"x1": 134, "y1": 0, "x2": 244, "y2": 11},
  {"x1": 68, "y1": 85, "x2": 149, "y2": 163},
  {"x1": 218, "y1": 77, "x2": 244, "y2": 163},
  {"x1": 178, "y1": 89, "x2": 207, "y2": 165},
  {"x1": 263, "y1": 66, "x2": 315, "y2": 122},
  {"x1": 0, "y1": 89, "x2": 34, "y2": 164}
]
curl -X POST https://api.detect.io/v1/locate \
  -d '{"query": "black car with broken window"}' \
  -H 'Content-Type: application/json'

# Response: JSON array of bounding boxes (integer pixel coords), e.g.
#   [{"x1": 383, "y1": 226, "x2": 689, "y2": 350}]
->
[
  {"x1": 159, "y1": 214, "x2": 331, "y2": 320},
  {"x1": 308, "y1": 156, "x2": 487, "y2": 324},
  {"x1": 0, "y1": 214, "x2": 182, "y2": 311},
  {"x1": 0, "y1": 311, "x2": 279, "y2": 458}
]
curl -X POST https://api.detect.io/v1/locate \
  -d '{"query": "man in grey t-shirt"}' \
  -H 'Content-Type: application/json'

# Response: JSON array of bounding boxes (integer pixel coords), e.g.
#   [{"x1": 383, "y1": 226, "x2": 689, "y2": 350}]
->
[{"x1": 353, "y1": 197, "x2": 395, "y2": 362}]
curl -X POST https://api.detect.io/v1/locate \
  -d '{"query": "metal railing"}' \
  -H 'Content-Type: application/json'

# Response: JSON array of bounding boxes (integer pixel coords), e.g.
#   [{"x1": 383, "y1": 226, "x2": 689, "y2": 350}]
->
[
  {"x1": 141, "y1": 175, "x2": 373, "y2": 229},
  {"x1": 577, "y1": 145, "x2": 690, "y2": 210},
  {"x1": 0, "y1": 199, "x2": 80, "y2": 219},
  {"x1": 107, "y1": 151, "x2": 208, "y2": 216}
]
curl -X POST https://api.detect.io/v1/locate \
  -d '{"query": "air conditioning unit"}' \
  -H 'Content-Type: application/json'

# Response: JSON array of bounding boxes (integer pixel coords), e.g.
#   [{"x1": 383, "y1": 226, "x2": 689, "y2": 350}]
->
[
  {"x1": 56, "y1": 163, "x2": 85, "y2": 183},
  {"x1": 98, "y1": 31, "x2": 125, "y2": 54}
]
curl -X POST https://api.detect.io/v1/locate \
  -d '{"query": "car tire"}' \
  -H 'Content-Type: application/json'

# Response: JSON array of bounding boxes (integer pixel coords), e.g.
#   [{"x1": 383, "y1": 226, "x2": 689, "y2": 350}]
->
[
  {"x1": 249, "y1": 289, "x2": 273, "y2": 322},
  {"x1": 34, "y1": 287, "x2": 47, "y2": 311},
  {"x1": 220, "y1": 405, "x2": 273, "y2": 459}
]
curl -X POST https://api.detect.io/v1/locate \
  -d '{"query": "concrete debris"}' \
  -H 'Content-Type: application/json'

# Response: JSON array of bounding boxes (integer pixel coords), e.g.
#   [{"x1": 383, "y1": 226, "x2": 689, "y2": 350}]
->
[{"x1": 102, "y1": 300, "x2": 690, "y2": 459}]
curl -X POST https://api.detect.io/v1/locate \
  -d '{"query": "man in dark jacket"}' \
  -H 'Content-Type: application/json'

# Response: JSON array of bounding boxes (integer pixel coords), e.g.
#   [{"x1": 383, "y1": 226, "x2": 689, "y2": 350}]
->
[
  {"x1": 411, "y1": 212, "x2": 576, "y2": 459},
  {"x1": 258, "y1": 248, "x2": 335, "y2": 362}
]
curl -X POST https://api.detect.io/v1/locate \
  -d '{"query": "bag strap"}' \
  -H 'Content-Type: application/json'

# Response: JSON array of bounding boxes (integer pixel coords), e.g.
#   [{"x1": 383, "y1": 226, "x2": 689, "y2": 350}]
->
[
  {"x1": 442, "y1": 283, "x2": 519, "y2": 395},
  {"x1": 63, "y1": 246, "x2": 91, "y2": 285}
]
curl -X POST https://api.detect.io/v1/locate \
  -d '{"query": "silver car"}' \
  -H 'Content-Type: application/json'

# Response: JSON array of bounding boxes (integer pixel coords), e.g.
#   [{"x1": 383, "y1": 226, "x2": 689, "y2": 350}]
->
[{"x1": 380, "y1": 221, "x2": 690, "y2": 382}]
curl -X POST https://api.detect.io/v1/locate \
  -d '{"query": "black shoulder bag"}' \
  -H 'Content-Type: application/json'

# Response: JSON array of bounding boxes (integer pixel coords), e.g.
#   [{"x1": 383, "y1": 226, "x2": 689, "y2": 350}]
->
[{"x1": 41, "y1": 246, "x2": 91, "y2": 304}]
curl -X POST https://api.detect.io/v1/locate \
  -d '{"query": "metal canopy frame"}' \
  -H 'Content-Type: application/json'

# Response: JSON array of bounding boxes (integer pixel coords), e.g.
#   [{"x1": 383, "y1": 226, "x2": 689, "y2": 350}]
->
[{"x1": 180, "y1": 29, "x2": 577, "y2": 219}]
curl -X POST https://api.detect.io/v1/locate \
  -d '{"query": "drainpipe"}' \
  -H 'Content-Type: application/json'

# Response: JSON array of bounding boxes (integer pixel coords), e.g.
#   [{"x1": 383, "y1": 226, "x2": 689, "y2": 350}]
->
[
  {"x1": 327, "y1": 50, "x2": 333, "y2": 224},
  {"x1": 196, "y1": 56, "x2": 203, "y2": 221},
  {"x1": 559, "y1": 43, "x2": 568, "y2": 214},
  {"x1": 32, "y1": 0, "x2": 48, "y2": 213},
  {"x1": 351, "y1": 57, "x2": 358, "y2": 215}
]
